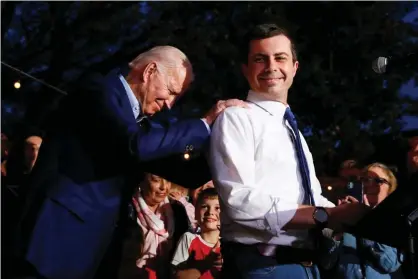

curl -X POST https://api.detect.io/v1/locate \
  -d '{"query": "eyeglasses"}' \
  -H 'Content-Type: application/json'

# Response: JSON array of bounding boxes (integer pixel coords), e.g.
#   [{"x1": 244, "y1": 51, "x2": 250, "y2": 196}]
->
[{"x1": 361, "y1": 176, "x2": 391, "y2": 187}]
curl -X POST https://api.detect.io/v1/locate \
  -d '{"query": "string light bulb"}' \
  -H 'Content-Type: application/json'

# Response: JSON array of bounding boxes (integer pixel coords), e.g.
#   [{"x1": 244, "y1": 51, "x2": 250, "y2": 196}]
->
[
  {"x1": 14, "y1": 81, "x2": 21, "y2": 89},
  {"x1": 327, "y1": 186, "x2": 333, "y2": 191},
  {"x1": 183, "y1": 144, "x2": 193, "y2": 160}
]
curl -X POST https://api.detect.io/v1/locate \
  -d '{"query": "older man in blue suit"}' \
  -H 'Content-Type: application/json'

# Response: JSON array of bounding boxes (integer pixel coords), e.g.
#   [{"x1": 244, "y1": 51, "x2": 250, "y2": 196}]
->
[{"x1": 13, "y1": 46, "x2": 245, "y2": 279}]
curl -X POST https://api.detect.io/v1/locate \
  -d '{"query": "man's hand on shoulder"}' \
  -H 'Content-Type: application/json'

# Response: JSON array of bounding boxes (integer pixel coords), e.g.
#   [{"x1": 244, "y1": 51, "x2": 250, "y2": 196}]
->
[{"x1": 204, "y1": 99, "x2": 249, "y2": 126}]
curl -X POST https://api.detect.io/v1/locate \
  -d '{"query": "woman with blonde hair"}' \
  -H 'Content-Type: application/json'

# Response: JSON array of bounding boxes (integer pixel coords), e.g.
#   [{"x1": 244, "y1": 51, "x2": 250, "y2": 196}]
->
[
  {"x1": 360, "y1": 162, "x2": 398, "y2": 207},
  {"x1": 324, "y1": 162, "x2": 405, "y2": 279},
  {"x1": 117, "y1": 173, "x2": 193, "y2": 279}
]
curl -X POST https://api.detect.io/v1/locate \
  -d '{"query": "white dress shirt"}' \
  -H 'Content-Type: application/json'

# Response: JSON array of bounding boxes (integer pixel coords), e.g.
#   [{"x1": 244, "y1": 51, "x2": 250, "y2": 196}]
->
[
  {"x1": 119, "y1": 75, "x2": 140, "y2": 119},
  {"x1": 209, "y1": 90, "x2": 334, "y2": 248}
]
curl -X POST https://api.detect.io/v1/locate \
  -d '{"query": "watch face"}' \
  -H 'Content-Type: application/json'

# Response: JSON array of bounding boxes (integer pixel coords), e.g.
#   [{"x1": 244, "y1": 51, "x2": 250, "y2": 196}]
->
[{"x1": 315, "y1": 208, "x2": 328, "y2": 223}]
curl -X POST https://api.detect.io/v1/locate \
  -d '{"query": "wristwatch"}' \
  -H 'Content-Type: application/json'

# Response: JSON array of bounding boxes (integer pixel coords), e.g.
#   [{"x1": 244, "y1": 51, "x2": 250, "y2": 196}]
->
[{"x1": 313, "y1": 207, "x2": 329, "y2": 229}]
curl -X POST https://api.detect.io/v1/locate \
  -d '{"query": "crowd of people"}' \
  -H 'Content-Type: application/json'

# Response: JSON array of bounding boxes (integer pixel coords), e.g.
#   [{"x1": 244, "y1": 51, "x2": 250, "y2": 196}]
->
[
  {"x1": 1, "y1": 143, "x2": 414, "y2": 279},
  {"x1": 1, "y1": 21, "x2": 417, "y2": 279}
]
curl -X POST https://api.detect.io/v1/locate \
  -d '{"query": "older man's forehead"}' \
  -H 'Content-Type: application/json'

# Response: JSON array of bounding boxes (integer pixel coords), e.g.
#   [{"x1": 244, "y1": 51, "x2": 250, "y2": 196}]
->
[
  {"x1": 25, "y1": 136, "x2": 42, "y2": 145},
  {"x1": 26, "y1": 143, "x2": 41, "y2": 149},
  {"x1": 171, "y1": 66, "x2": 193, "y2": 94}
]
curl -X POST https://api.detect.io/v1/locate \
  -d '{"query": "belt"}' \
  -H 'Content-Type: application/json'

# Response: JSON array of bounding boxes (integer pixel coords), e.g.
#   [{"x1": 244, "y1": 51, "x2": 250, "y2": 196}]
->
[
  {"x1": 274, "y1": 245, "x2": 316, "y2": 267},
  {"x1": 222, "y1": 241, "x2": 316, "y2": 267}
]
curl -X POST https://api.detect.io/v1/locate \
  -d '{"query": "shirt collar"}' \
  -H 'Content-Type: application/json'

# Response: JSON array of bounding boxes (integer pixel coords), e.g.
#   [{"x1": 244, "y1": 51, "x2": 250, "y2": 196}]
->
[
  {"x1": 119, "y1": 75, "x2": 140, "y2": 119},
  {"x1": 246, "y1": 90, "x2": 288, "y2": 119}
]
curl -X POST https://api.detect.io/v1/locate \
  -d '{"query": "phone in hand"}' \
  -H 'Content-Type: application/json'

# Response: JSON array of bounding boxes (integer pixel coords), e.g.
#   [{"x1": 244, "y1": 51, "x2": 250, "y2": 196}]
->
[{"x1": 345, "y1": 180, "x2": 364, "y2": 203}]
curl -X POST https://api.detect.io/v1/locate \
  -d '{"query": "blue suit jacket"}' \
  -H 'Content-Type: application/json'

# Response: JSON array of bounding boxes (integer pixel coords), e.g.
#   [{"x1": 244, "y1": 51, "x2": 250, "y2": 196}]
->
[{"x1": 16, "y1": 68, "x2": 210, "y2": 279}]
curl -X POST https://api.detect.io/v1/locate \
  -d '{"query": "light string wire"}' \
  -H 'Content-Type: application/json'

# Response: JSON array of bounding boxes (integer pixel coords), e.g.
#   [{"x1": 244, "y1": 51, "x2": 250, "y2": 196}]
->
[{"x1": 1, "y1": 61, "x2": 68, "y2": 96}]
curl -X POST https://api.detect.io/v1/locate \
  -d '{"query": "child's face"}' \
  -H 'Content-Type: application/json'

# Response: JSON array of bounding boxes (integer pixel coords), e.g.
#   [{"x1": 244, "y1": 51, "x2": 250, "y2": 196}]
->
[{"x1": 196, "y1": 198, "x2": 220, "y2": 232}]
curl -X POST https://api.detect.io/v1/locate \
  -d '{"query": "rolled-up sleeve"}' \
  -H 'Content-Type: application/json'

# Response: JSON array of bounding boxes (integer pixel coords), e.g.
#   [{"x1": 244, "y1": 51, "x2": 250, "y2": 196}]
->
[{"x1": 209, "y1": 108, "x2": 299, "y2": 236}]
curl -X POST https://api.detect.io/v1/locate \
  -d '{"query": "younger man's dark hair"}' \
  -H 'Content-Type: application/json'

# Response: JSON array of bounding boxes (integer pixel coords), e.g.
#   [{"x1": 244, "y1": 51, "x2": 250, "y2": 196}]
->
[
  {"x1": 240, "y1": 23, "x2": 298, "y2": 64},
  {"x1": 196, "y1": 187, "x2": 219, "y2": 206}
]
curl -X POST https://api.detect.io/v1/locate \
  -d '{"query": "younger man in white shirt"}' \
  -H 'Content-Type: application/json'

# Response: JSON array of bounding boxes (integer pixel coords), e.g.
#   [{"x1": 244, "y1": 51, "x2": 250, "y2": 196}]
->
[{"x1": 209, "y1": 22, "x2": 369, "y2": 279}]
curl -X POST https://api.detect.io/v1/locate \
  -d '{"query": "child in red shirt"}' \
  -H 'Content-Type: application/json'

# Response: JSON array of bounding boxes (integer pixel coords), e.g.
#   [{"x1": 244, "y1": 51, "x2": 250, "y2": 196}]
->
[{"x1": 171, "y1": 188, "x2": 222, "y2": 279}]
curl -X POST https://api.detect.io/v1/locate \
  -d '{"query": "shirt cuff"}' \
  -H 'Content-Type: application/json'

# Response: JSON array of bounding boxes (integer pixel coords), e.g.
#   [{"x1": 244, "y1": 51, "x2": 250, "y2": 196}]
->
[
  {"x1": 200, "y1": 118, "x2": 211, "y2": 134},
  {"x1": 275, "y1": 201, "x2": 298, "y2": 233},
  {"x1": 264, "y1": 199, "x2": 298, "y2": 236}
]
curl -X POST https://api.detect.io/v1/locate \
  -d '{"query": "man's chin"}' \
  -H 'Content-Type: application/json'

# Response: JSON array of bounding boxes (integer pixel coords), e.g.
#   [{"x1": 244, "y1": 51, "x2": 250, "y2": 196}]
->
[{"x1": 144, "y1": 107, "x2": 158, "y2": 116}]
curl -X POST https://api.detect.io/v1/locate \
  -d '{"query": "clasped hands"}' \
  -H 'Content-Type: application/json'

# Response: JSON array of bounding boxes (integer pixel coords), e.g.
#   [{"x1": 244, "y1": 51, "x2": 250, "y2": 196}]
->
[
  {"x1": 338, "y1": 194, "x2": 371, "y2": 207},
  {"x1": 187, "y1": 240, "x2": 222, "y2": 276}
]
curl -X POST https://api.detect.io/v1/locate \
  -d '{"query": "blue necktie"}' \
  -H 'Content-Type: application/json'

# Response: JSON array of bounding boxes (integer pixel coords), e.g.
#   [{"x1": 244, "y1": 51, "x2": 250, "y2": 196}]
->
[{"x1": 284, "y1": 107, "x2": 315, "y2": 206}]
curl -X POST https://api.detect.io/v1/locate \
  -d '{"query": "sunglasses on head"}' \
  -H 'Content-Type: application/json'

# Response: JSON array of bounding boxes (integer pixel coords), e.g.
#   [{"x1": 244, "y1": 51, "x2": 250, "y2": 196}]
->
[{"x1": 361, "y1": 176, "x2": 391, "y2": 187}]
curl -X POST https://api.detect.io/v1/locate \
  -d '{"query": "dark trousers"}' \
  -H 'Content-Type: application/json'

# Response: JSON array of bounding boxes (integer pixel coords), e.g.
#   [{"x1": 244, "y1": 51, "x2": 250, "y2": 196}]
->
[{"x1": 221, "y1": 241, "x2": 320, "y2": 279}]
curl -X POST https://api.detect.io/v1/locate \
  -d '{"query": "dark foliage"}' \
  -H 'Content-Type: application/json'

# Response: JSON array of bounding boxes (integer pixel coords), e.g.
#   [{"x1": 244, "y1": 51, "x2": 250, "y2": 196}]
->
[{"x1": 2, "y1": 1, "x2": 417, "y2": 174}]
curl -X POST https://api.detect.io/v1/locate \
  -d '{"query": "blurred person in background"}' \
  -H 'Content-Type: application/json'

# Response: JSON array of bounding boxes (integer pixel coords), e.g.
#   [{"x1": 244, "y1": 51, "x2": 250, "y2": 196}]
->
[
  {"x1": 2, "y1": 134, "x2": 43, "y2": 187},
  {"x1": 404, "y1": 136, "x2": 418, "y2": 278},
  {"x1": 2, "y1": 134, "x2": 42, "y2": 278},
  {"x1": 324, "y1": 162, "x2": 404, "y2": 279},
  {"x1": 169, "y1": 183, "x2": 197, "y2": 230},
  {"x1": 407, "y1": 136, "x2": 418, "y2": 185},
  {"x1": 339, "y1": 159, "x2": 362, "y2": 185},
  {"x1": 23, "y1": 136, "x2": 42, "y2": 174},
  {"x1": 2, "y1": 132, "x2": 15, "y2": 278},
  {"x1": 2, "y1": 133, "x2": 11, "y2": 179}
]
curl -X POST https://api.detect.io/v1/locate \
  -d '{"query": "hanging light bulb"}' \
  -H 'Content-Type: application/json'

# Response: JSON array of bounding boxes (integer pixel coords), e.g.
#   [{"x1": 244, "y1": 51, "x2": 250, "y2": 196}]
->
[
  {"x1": 14, "y1": 81, "x2": 21, "y2": 89},
  {"x1": 183, "y1": 144, "x2": 193, "y2": 161},
  {"x1": 327, "y1": 186, "x2": 333, "y2": 191}
]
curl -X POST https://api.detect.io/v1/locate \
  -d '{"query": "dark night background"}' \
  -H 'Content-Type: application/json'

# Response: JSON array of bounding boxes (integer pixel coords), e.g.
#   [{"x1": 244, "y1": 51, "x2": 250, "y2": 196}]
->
[{"x1": 1, "y1": 1, "x2": 417, "y2": 177}]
